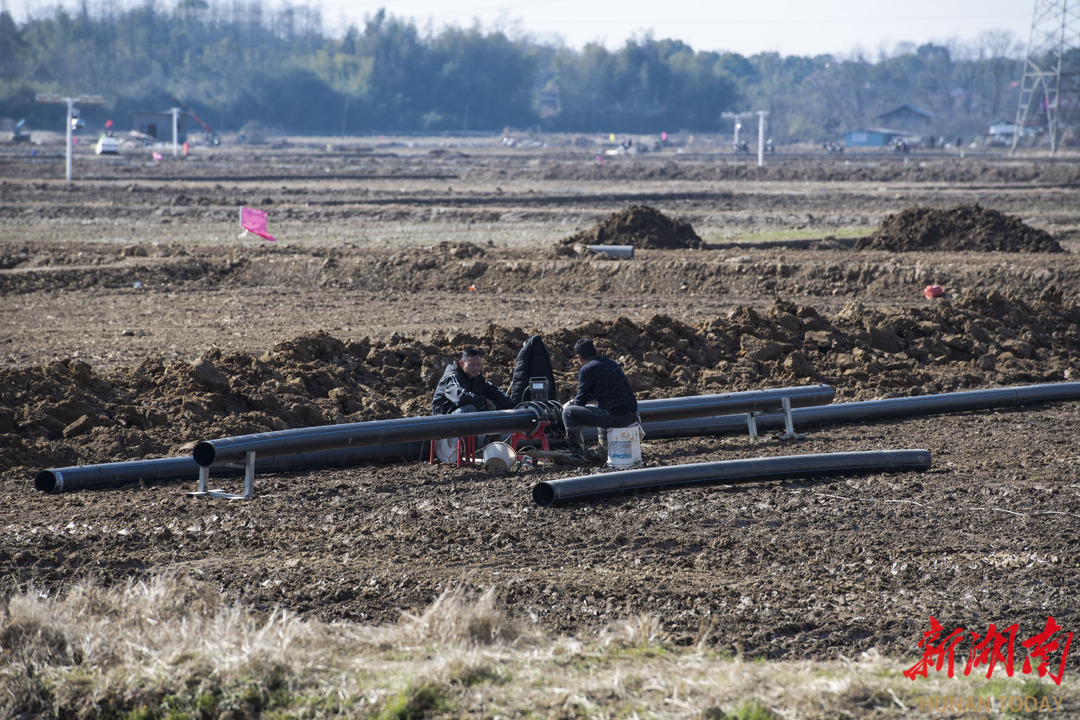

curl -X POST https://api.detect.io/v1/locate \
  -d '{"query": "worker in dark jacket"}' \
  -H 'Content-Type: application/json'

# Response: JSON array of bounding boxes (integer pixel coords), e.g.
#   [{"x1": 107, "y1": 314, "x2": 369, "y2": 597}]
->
[
  {"x1": 562, "y1": 338, "x2": 638, "y2": 458},
  {"x1": 432, "y1": 348, "x2": 514, "y2": 415},
  {"x1": 509, "y1": 334, "x2": 558, "y2": 404}
]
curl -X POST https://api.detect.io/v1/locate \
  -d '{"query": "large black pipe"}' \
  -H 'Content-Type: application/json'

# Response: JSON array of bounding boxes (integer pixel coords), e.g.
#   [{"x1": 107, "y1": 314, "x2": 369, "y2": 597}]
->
[
  {"x1": 39, "y1": 382, "x2": 1080, "y2": 494},
  {"x1": 35, "y1": 442, "x2": 425, "y2": 494},
  {"x1": 532, "y1": 449, "x2": 931, "y2": 506},
  {"x1": 635, "y1": 385, "x2": 833, "y2": 423},
  {"x1": 36, "y1": 456, "x2": 203, "y2": 494},
  {"x1": 194, "y1": 409, "x2": 542, "y2": 467},
  {"x1": 641, "y1": 382, "x2": 1080, "y2": 438},
  {"x1": 37, "y1": 385, "x2": 834, "y2": 492},
  {"x1": 193, "y1": 385, "x2": 834, "y2": 468}
]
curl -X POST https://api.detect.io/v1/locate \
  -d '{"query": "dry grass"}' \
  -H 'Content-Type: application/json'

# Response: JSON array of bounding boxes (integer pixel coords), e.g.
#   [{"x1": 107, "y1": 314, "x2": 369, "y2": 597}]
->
[
  {"x1": 395, "y1": 585, "x2": 522, "y2": 647},
  {"x1": 2, "y1": 574, "x2": 1076, "y2": 719}
]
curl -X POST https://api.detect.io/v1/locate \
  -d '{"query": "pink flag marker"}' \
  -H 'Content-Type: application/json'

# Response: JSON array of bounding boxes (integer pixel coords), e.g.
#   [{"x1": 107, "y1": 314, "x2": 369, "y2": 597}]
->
[{"x1": 240, "y1": 206, "x2": 276, "y2": 241}]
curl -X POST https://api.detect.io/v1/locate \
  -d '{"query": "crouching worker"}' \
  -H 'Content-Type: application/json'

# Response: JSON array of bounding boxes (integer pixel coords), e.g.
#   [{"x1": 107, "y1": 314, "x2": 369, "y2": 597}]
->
[
  {"x1": 432, "y1": 348, "x2": 514, "y2": 416},
  {"x1": 562, "y1": 338, "x2": 638, "y2": 459}
]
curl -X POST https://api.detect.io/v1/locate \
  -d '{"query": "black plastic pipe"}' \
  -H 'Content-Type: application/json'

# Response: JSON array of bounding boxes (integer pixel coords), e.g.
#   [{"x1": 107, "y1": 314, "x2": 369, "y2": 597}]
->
[
  {"x1": 36, "y1": 456, "x2": 203, "y2": 494},
  {"x1": 532, "y1": 449, "x2": 931, "y2": 506},
  {"x1": 641, "y1": 382, "x2": 1080, "y2": 438},
  {"x1": 37, "y1": 386, "x2": 833, "y2": 492},
  {"x1": 194, "y1": 409, "x2": 541, "y2": 467},
  {"x1": 38, "y1": 382, "x2": 1080, "y2": 494},
  {"x1": 636, "y1": 385, "x2": 833, "y2": 423},
  {"x1": 193, "y1": 386, "x2": 834, "y2": 468},
  {"x1": 35, "y1": 442, "x2": 425, "y2": 494}
]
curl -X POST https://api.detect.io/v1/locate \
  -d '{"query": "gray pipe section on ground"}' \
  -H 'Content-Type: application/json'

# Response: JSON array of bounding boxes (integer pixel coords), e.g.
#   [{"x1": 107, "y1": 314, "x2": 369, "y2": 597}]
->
[
  {"x1": 35, "y1": 442, "x2": 425, "y2": 494},
  {"x1": 532, "y1": 449, "x2": 931, "y2": 507},
  {"x1": 586, "y1": 245, "x2": 634, "y2": 259},
  {"x1": 641, "y1": 382, "x2": 1080, "y2": 438},
  {"x1": 636, "y1": 385, "x2": 834, "y2": 423},
  {"x1": 194, "y1": 409, "x2": 541, "y2": 467}
]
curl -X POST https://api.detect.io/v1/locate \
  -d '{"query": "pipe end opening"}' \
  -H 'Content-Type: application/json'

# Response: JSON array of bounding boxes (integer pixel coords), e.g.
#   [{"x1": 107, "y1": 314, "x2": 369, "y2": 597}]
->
[
  {"x1": 35, "y1": 471, "x2": 59, "y2": 494},
  {"x1": 532, "y1": 482, "x2": 555, "y2": 507},
  {"x1": 192, "y1": 442, "x2": 217, "y2": 467}
]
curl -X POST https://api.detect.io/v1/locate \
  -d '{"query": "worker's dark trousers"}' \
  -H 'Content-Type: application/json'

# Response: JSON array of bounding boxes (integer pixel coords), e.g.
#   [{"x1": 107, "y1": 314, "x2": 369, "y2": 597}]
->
[{"x1": 562, "y1": 404, "x2": 617, "y2": 455}]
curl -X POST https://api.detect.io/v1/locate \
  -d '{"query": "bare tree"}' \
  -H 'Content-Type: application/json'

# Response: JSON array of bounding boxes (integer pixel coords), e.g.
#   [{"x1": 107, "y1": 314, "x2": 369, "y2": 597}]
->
[{"x1": 978, "y1": 30, "x2": 1022, "y2": 121}]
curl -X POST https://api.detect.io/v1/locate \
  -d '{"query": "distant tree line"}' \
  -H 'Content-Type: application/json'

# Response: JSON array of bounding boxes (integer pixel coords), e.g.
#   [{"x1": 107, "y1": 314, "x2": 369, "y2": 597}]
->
[{"x1": 0, "y1": 1, "x2": 1026, "y2": 142}]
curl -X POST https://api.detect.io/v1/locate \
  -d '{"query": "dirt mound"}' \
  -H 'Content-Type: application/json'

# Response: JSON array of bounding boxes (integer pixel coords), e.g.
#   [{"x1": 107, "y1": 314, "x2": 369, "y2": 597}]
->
[
  {"x1": 560, "y1": 204, "x2": 703, "y2": 249},
  {"x1": 854, "y1": 204, "x2": 1065, "y2": 253},
  {"x1": 3, "y1": 292, "x2": 1077, "y2": 482},
  {"x1": 433, "y1": 240, "x2": 487, "y2": 259}
]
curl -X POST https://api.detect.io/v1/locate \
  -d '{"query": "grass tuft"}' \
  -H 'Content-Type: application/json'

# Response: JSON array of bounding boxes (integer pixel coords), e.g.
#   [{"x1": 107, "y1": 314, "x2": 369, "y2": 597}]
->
[
  {"x1": 376, "y1": 680, "x2": 449, "y2": 720},
  {"x1": 598, "y1": 612, "x2": 667, "y2": 650},
  {"x1": 726, "y1": 698, "x2": 782, "y2": 719},
  {"x1": 394, "y1": 585, "x2": 518, "y2": 646}
]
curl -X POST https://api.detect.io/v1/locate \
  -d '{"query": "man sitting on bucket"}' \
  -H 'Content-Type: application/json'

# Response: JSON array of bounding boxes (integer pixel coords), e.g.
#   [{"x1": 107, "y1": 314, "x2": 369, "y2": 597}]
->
[
  {"x1": 562, "y1": 338, "x2": 638, "y2": 460},
  {"x1": 432, "y1": 347, "x2": 514, "y2": 416}
]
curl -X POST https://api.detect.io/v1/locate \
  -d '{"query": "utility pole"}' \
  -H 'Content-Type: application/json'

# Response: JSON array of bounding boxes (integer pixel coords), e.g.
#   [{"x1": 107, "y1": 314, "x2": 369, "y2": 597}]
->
[
  {"x1": 1011, "y1": 0, "x2": 1080, "y2": 155},
  {"x1": 36, "y1": 93, "x2": 105, "y2": 182},
  {"x1": 170, "y1": 106, "x2": 182, "y2": 156},
  {"x1": 756, "y1": 111, "x2": 769, "y2": 168}
]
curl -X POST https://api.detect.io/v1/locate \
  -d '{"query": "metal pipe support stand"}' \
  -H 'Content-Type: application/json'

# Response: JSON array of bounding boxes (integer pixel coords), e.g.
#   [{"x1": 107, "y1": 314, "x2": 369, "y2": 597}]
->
[
  {"x1": 428, "y1": 436, "x2": 479, "y2": 466},
  {"x1": 457, "y1": 436, "x2": 477, "y2": 467},
  {"x1": 187, "y1": 450, "x2": 257, "y2": 499},
  {"x1": 746, "y1": 397, "x2": 805, "y2": 441}
]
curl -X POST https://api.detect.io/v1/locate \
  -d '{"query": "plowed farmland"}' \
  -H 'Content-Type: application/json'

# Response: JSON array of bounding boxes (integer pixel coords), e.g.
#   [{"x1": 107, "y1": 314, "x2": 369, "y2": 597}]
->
[{"x1": 3, "y1": 137, "x2": 1080, "y2": 689}]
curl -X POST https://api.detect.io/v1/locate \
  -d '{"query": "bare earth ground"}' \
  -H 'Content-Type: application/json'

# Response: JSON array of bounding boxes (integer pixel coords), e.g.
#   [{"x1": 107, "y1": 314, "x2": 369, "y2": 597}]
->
[{"x1": 3, "y1": 137, "x2": 1080, "y2": 696}]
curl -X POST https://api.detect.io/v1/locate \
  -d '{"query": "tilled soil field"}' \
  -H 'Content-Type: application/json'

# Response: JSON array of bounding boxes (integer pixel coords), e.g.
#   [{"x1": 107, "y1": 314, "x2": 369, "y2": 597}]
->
[{"x1": 2, "y1": 138, "x2": 1080, "y2": 672}]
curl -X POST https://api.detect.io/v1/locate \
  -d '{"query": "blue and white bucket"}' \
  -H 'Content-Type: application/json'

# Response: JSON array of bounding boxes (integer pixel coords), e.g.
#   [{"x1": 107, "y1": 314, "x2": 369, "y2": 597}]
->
[{"x1": 606, "y1": 423, "x2": 643, "y2": 468}]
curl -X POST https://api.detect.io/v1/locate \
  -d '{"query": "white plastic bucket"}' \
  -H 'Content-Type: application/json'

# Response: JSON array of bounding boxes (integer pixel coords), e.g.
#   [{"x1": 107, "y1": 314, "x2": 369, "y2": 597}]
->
[
  {"x1": 482, "y1": 441, "x2": 517, "y2": 475},
  {"x1": 434, "y1": 438, "x2": 458, "y2": 464},
  {"x1": 606, "y1": 424, "x2": 643, "y2": 468}
]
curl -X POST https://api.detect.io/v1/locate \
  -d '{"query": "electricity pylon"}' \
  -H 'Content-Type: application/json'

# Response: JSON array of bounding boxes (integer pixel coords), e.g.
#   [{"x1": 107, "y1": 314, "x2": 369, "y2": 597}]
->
[{"x1": 1012, "y1": 0, "x2": 1080, "y2": 154}]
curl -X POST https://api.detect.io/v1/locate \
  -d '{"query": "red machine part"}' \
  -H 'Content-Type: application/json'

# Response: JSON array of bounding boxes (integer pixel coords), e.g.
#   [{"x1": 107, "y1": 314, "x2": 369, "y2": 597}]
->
[{"x1": 507, "y1": 420, "x2": 552, "y2": 453}]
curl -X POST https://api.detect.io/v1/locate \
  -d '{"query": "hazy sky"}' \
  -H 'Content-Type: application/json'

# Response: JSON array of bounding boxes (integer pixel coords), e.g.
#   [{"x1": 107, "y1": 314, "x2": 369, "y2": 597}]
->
[
  {"x1": 13, "y1": 0, "x2": 1034, "y2": 58},
  {"x1": 300, "y1": 0, "x2": 1033, "y2": 57}
]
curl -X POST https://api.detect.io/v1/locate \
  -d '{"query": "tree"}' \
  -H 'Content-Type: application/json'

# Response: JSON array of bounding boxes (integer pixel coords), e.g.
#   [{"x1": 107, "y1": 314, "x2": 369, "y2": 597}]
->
[
  {"x1": 0, "y1": 1, "x2": 1029, "y2": 140},
  {"x1": 428, "y1": 25, "x2": 537, "y2": 130},
  {"x1": 549, "y1": 38, "x2": 737, "y2": 132},
  {"x1": 0, "y1": 10, "x2": 27, "y2": 82}
]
